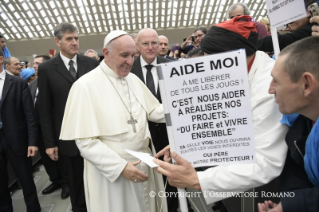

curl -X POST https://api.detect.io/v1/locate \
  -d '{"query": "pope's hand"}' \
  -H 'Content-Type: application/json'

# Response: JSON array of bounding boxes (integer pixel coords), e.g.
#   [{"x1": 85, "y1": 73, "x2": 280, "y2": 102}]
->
[
  {"x1": 154, "y1": 145, "x2": 171, "y2": 162},
  {"x1": 46, "y1": 147, "x2": 59, "y2": 161},
  {"x1": 121, "y1": 160, "x2": 148, "y2": 183},
  {"x1": 154, "y1": 152, "x2": 201, "y2": 189}
]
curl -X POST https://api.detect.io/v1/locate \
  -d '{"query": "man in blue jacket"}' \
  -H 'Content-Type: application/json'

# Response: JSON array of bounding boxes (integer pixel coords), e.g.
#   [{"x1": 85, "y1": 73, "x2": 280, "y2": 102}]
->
[{"x1": 259, "y1": 36, "x2": 319, "y2": 212}]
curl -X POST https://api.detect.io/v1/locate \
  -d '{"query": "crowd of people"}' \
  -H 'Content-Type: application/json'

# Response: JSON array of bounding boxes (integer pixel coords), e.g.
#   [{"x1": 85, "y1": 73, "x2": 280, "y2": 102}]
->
[{"x1": 0, "y1": 1, "x2": 318, "y2": 212}]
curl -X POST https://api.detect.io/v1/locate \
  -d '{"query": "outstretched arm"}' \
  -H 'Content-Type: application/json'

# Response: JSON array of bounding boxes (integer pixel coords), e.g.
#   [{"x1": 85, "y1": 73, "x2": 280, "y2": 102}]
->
[{"x1": 154, "y1": 151, "x2": 200, "y2": 189}]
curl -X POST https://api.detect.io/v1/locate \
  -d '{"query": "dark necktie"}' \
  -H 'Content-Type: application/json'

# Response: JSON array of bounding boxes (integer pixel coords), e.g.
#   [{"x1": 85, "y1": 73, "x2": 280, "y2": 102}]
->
[
  {"x1": 69, "y1": 60, "x2": 77, "y2": 80},
  {"x1": 145, "y1": 65, "x2": 156, "y2": 96}
]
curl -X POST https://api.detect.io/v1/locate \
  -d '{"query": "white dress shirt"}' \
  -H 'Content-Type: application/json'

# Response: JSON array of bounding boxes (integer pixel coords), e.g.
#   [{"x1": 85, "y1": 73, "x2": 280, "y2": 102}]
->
[
  {"x1": 34, "y1": 88, "x2": 38, "y2": 106},
  {"x1": 0, "y1": 70, "x2": 6, "y2": 99},
  {"x1": 60, "y1": 53, "x2": 78, "y2": 72},
  {"x1": 140, "y1": 56, "x2": 158, "y2": 93}
]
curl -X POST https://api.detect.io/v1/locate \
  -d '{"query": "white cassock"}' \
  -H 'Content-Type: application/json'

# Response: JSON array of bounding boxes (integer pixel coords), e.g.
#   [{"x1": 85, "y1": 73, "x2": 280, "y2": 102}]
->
[{"x1": 60, "y1": 61, "x2": 168, "y2": 212}]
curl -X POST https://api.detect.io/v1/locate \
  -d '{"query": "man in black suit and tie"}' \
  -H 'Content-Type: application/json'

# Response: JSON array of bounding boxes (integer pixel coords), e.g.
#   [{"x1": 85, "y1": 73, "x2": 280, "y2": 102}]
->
[
  {"x1": 38, "y1": 23, "x2": 99, "y2": 212},
  {"x1": 29, "y1": 54, "x2": 70, "y2": 199},
  {"x1": 0, "y1": 49, "x2": 41, "y2": 211},
  {"x1": 157, "y1": 35, "x2": 177, "y2": 61},
  {"x1": 130, "y1": 28, "x2": 179, "y2": 212}
]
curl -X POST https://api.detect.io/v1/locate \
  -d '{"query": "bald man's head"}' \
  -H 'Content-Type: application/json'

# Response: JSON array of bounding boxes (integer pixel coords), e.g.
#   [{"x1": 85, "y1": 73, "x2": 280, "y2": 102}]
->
[
  {"x1": 136, "y1": 28, "x2": 159, "y2": 64},
  {"x1": 157, "y1": 35, "x2": 169, "y2": 57}
]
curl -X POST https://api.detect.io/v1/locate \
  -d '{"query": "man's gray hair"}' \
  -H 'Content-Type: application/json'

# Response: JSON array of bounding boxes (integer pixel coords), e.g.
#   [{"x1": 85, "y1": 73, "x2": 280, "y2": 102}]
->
[
  {"x1": 54, "y1": 23, "x2": 78, "y2": 40},
  {"x1": 4, "y1": 57, "x2": 12, "y2": 68},
  {"x1": 130, "y1": 33, "x2": 138, "y2": 39},
  {"x1": 227, "y1": 2, "x2": 251, "y2": 18},
  {"x1": 84, "y1": 49, "x2": 98, "y2": 57},
  {"x1": 280, "y1": 36, "x2": 319, "y2": 82}
]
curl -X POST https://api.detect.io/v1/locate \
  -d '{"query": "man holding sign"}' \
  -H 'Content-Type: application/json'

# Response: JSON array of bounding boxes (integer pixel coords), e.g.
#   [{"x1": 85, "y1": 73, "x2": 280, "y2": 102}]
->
[
  {"x1": 154, "y1": 15, "x2": 288, "y2": 206},
  {"x1": 258, "y1": 0, "x2": 314, "y2": 52}
]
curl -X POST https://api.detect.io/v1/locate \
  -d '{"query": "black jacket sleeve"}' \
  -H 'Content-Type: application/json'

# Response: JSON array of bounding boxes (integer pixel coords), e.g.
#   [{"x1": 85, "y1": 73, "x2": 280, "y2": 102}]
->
[
  {"x1": 281, "y1": 187, "x2": 319, "y2": 212},
  {"x1": 257, "y1": 24, "x2": 313, "y2": 52},
  {"x1": 21, "y1": 79, "x2": 38, "y2": 147}
]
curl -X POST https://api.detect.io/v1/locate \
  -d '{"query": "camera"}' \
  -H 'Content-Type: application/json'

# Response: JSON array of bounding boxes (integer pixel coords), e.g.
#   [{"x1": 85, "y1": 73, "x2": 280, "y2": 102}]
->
[
  {"x1": 191, "y1": 36, "x2": 195, "y2": 42},
  {"x1": 308, "y1": 2, "x2": 319, "y2": 17}
]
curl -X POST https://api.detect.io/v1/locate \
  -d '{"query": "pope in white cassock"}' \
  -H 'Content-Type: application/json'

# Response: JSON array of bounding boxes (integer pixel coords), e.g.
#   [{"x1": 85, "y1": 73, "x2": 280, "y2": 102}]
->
[{"x1": 60, "y1": 30, "x2": 168, "y2": 212}]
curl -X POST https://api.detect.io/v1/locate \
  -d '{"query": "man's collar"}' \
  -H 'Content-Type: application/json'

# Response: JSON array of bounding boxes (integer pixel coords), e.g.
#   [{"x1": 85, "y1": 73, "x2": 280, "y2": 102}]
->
[
  {"x1": 60, "y1": 52, "x2": 77, "y2": 65},
  {"x1": 0, "y1": 69, "x2": 6, "y2": 79},
  {"x1": 140, "y1": 56, "x2": 157, "y2": 67},
  {"x1": 6, "y1": 70, "x2": 13, "y2": 76}
]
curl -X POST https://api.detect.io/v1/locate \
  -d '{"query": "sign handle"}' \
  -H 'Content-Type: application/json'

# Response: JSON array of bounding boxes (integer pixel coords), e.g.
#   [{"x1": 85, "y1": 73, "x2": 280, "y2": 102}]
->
[
  {"x1": 271, "y1": 27, "x2": 280, "y2": 59},
  {"x1": 157, "y1": 64, "x2": 189, "y2": 212},
  {"x1": 178, "y1": 189, "x2": 189, "y2": 212}
]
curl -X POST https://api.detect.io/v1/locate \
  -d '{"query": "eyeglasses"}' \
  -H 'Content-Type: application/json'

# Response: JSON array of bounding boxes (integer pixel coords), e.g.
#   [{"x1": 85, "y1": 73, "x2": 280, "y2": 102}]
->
[
  {"x1": 140, "y1": 41, "x2": 158, "y2": 48},
  {"x1": 193, "y1": 34, "x2": 204, "y2": 39}
]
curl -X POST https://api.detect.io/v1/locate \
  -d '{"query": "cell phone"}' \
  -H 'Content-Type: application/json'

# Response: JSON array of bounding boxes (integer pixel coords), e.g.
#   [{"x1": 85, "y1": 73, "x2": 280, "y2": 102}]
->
[
  {"x1": 191, "y1": 36, "x2": 195, "y2": 42},
  {"x1": 308, "y1": 2, "x2": 319, "y2": 17}
]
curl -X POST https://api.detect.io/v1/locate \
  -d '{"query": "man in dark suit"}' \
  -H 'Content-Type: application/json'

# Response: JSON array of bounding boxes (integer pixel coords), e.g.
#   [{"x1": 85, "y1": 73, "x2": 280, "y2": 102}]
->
[
  {"x1": 38, "y1": 23, "x2": 99, "y2": 212},
  {"x1": 157, "y1": 35, "x2": 177, "y2": 61},
  {"x1": 4, "y1": 56, "x2": 22, "y2": 76},
  {"x1": 30, "y1": 54, "x2": 70, "y2": 199},
  {"x1": 130, "y1": 28, "x2": 179, "y2": 212},
  {"x1": 0, "y1": 49, "x2": 41, "y2": 211},
  {"x1": 131, "y1": 28, "x2": 171, "y2": 155}
]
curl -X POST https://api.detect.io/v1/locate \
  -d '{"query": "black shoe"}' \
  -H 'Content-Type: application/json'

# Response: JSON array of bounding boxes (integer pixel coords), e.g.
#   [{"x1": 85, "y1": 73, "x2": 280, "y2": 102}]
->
[
  {"x1": 42, "y1": 183, "x2": 61, "y2": 195},
  {"x1": 61, "y1": 186, "x2": 70, "y2": 199}
]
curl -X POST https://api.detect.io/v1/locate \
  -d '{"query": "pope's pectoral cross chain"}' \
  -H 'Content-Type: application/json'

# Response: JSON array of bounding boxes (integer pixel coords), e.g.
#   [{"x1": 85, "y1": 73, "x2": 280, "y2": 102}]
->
[
  {"x1": 100, "y1": 66, "x2": 138, "y2": 133},
  {"x1": 127, "y1": 115, "x2": 138, "y2": 133}
]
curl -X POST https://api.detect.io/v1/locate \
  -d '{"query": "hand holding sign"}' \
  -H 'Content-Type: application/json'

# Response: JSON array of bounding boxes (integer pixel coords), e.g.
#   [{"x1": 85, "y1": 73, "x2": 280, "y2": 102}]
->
[
  {"x1": 154, "y1": 152, "x2": 201, "y2": 190},
  {"x1": 154, "y1": 145, "x2": 171, "y2": 162}
]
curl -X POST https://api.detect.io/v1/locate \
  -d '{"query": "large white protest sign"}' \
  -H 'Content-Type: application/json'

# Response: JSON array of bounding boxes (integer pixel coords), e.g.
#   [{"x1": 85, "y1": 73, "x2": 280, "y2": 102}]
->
[
  {"x1": 266, "y1": 0, "x2": 307, "y2": 28},
  {"x1": 157, "y1": 49, "x2": 255, "y2": 168}
]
